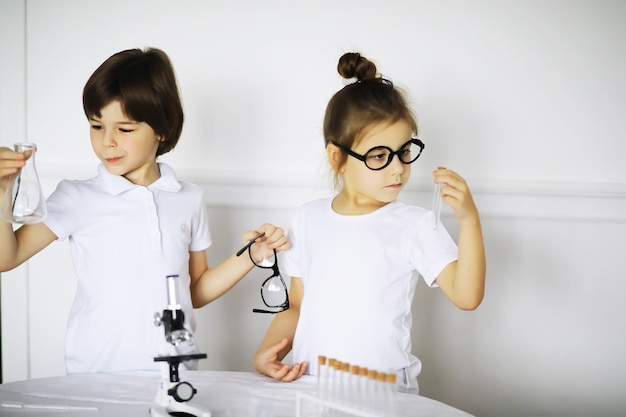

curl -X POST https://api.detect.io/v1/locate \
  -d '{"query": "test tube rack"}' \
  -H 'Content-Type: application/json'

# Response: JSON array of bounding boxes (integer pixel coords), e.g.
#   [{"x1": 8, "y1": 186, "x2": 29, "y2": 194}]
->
[{"x1": 296, "y1": 391, "x2": 400, "y2": 417}]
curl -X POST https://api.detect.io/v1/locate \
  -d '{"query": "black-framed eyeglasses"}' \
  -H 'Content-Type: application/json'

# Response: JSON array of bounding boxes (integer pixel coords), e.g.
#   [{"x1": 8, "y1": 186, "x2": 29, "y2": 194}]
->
[
  {"x1": 236, "y1": 233, "x2": 290, "y2": 314},
  {"x1": 330, "y1": 138, "x2": 425, "y2": 171}
]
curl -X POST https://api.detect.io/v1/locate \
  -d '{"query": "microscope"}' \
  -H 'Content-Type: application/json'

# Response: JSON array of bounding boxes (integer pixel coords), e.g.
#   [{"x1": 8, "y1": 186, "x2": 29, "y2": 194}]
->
[{"x1": 150, "y1": 274, "x2": 211, "y2": 417}]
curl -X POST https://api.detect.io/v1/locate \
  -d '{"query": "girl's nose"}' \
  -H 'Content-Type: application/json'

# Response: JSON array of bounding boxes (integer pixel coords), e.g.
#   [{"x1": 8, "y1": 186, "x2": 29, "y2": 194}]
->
[{"x1": 388, "y1": 153, "x2": 405, "y2": 175}]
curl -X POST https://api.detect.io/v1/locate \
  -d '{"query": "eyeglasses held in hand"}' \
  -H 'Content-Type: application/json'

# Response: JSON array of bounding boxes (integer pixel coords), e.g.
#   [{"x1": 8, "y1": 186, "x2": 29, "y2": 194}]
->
[
  {"x1": 329, "y1": 138, "x2": 425, "y2": 171},
  {"x1": 236, "y1": 233, "x2": 290, "y2": 314}
]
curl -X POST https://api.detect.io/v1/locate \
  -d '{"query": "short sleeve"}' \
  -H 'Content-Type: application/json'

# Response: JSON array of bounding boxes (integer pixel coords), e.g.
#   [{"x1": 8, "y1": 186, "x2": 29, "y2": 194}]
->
[
  {"x1": 411, "y1": 211, "x2": 458, "y2": 287},
  {"x1": 280, "y1": 208, "x2": 305, "y2": 280},
  {"x1": 189, "y1": 188, "x2": 212, "y2": 252},
  {"x1": 43, "y1": 180, "x2": 82, "y2": 241}
]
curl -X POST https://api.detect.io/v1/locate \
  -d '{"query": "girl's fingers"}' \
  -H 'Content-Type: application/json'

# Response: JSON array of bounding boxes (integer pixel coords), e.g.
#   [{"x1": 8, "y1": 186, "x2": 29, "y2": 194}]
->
[
  {"x1": 269, "y1": 363, "x2": 291, "y2": 380},
  {"x1": 280, "y1": 362, "x2": 307, "y2": 382}
]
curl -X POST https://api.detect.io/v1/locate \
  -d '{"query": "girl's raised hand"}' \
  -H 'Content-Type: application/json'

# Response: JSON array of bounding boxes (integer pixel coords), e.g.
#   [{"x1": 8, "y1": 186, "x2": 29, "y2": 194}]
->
[
  {"x1": 433, "y1": 167, "x2": 480, "y2": 224},
  {"x1": 253, "y1": 338, "x2": 308, "y2": 382}
]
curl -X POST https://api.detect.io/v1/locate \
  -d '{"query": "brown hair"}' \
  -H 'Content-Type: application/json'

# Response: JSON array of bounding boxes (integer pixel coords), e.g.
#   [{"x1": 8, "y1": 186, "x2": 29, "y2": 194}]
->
[
  {"x1": 82, "y1": 47, "x2": 184, "y2": 156},
  {"x1": 323, "y1": 53, "x2": 418, "y2": 179}
]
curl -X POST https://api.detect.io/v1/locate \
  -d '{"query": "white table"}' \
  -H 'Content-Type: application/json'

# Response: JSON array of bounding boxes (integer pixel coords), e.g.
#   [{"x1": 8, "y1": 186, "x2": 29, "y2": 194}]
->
[{"x1": 0, "y1": 370, "x2": 473, "y2": 417}]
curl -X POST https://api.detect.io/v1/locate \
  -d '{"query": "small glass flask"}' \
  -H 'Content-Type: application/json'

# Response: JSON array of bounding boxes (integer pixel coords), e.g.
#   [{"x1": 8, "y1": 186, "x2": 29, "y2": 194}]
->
[{"x1": 0, "y1": 142, "x2": 47, "y2": 224}]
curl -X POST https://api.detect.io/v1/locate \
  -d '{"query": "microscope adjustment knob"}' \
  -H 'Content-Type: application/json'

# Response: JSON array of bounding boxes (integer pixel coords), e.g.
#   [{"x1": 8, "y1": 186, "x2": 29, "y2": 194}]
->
[
  {"x1": 153, "y1": 312, "x2": 163, "y2": 327},
  {"x1": 168, "y1": 381, "x2": 197, "y2": 402}
]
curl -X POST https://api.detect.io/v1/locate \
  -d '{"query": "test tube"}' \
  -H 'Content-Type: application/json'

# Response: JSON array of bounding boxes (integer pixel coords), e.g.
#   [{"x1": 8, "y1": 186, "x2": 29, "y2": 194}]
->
[
  {"x1": 432, "y1": 166, "x2": 445, "y2": 229},
  {"x1": 367, "y1": 369, "x2": 378, "y2": 412},
  {"x1": 350, "y1": 365, "x2": 360, "y2": 404},
  {"x1": 377, "y1": 371, "x2": 387, "y2": 410},
  {"x1": 328, "y1": 359, "x2": 339, "y2": 402},
  {"x1": 317, "y1": 355, "x2": 328, "y2": 398},
  {"x1": 385, "y1": 373, "x2": 398, "y2": 416},
  {"x1": 340, "y1": 362, "x2": 350, "y2": 403},
  {"x1": 358, "y1": 367, "x2": 369, "y2": 409}
]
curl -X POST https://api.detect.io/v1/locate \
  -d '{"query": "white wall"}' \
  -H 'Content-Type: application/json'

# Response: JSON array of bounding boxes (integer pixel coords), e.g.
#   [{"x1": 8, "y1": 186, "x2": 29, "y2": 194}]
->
[
  {"x1": 8, "y1": 0, "x2": 626, "y2": 185},
  {"x1": 1, "y1": 1, "x2": 625, "y2": 416}
]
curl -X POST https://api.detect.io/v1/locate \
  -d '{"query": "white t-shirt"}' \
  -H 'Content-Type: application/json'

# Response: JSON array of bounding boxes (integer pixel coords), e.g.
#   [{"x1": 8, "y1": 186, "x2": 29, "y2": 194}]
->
[
  {"x1": 283, "y1": 197, "x2": 457, "y2": 382},
  {"x1": 44, "y1": 163, "x2": 211, "y2": 374}
]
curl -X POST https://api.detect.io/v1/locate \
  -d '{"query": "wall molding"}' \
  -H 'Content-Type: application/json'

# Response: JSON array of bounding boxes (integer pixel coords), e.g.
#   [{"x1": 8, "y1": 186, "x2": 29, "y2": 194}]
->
[{"x1": 37, "y1": 164, "x2": 626, "y2": 222}]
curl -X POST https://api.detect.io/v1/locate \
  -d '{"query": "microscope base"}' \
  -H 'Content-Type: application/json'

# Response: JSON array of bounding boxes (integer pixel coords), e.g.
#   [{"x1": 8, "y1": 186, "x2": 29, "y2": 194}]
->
[
  {"x1": 150, "y1": 402, "x2": 211, "y2": 417},
  {"x1": 150, "y1": 379, "x2": 211, "y2": 417}
]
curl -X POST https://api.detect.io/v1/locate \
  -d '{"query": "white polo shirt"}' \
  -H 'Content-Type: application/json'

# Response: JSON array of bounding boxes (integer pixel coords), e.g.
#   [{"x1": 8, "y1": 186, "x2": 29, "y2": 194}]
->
[
  {"x1": 44, "y1": 163, "x2": 211, "y2": 374},
  {"x1": 283, "y1": 198, "x2": 458, "y2": 383}
]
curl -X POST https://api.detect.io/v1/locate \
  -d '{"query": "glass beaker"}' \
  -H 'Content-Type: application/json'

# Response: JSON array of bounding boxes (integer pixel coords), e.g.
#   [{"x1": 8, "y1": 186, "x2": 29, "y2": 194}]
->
[{"x1": 0, "y1": 142, "x2": 47, "y2": 224}]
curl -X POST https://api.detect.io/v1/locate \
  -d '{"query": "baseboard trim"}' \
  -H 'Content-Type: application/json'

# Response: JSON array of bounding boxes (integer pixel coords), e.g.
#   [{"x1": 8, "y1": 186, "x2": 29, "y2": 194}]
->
[{"x1": 37, "y1": 165, "x2": 626, "y2": 222}]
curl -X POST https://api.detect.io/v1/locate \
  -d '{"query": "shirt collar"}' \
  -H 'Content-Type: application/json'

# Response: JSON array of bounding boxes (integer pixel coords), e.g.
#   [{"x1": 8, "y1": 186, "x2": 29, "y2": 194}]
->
[{"x1": 98, "y1": 163, "x2": 182, "y2": 195}]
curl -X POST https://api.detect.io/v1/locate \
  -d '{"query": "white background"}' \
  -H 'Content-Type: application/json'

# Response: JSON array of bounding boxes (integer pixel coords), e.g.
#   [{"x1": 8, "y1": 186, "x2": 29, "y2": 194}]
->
[{"x1": 1, "y1": 1, "x2": 625, "y2": 417}]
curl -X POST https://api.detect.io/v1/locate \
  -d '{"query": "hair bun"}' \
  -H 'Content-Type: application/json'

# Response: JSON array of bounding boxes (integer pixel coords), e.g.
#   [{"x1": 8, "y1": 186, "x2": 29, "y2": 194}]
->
[{"x1": 337, "y1": 52, "x2": 377, "y2": 83}]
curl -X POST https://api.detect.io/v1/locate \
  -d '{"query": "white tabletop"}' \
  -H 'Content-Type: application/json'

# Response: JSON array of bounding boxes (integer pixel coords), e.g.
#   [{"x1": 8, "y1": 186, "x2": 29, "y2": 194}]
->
[{"x1": 0, "y1": 370, "x2": 473, "y2": 417}]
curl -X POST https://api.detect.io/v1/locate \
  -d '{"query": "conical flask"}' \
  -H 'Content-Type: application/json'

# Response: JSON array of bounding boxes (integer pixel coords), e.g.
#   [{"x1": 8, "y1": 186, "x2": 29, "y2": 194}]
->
[{"x1": 0, "y1": 142, "x2": 47, "y2": 224}]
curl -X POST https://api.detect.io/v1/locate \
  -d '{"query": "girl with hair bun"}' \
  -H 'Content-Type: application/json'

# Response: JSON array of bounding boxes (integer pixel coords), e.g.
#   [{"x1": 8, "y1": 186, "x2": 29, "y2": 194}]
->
[{"x1": 253, "y1": 52, "x2": 485, "y2": 392}]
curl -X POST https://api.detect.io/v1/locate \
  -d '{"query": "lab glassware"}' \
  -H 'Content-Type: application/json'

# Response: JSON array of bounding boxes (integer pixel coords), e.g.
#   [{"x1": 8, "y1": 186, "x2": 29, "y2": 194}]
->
[
  {"x1": 432, "y1": 166, "x2": 445, "y2": 230},
  {"x1": 432, "y1": 182, "x2": 442, "y2": 230},
  {"x1": 0, "y1": 142, "x2": 47, "y2": 224}
]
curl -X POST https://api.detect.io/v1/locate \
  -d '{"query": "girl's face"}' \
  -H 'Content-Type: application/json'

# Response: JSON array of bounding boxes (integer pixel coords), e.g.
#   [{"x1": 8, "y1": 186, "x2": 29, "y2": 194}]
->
[
  {"x1": 336, "y1": 119, "x2": 414, "y2": 213},
  {"x1": 89, "y1": 100, "x2": 162, "y2": 186}
]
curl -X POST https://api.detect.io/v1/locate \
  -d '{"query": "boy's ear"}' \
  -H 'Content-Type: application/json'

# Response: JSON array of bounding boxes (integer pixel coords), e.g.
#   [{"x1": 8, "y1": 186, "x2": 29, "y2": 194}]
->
[{"x1": 326, "y1": 142, "x2": 345, "y2": 173}]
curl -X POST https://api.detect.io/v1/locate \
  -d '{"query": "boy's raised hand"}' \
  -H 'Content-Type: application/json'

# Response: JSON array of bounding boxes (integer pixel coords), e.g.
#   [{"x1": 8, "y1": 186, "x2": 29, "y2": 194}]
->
[
  {"x1": 254, "y1": 338, "x2": 308, "y2": 382},
  {"x1": 243, "y1": 223, "x2": 290, "y2": 263},
  {"x1": 256, "y1": 223, "x2": 290, "y2": 252},
  {"x1": 0, "y1": 147, "x2": 27, "y2": 189}
]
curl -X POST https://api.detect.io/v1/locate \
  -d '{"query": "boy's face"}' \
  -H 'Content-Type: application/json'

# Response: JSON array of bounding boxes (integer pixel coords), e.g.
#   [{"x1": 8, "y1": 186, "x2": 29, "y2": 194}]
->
[{"x1": 88, "y1": 100, "x2": 162, "y2": 185}]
